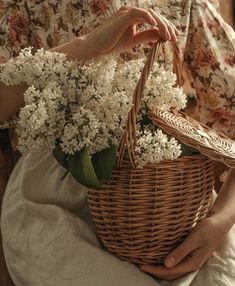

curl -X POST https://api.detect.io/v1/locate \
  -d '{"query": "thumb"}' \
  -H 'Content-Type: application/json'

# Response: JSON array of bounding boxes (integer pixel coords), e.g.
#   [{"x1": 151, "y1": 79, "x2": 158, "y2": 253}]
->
[
  {"x1": 164, "y1": 236, "x2": 197, "y2": 268},
  {"x1": 134, "y1": 28, "x2": 160, "y2": 46}
]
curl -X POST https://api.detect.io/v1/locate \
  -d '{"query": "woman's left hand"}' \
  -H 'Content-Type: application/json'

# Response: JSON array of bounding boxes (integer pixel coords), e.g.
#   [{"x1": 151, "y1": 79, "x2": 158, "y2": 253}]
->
[{"x1": 140, "y1": 214, "x2": 233, "y2": 280}]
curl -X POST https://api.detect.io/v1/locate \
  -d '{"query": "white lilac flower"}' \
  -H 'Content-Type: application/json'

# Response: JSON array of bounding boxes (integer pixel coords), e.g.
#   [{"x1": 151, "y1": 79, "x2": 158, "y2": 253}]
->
[
  {"x1": 0, "y1": 47, "x2": 186, "y2": 165},
  {"x1": 144, "y1": 62, "x2": 187, "y2": 111},
  {"x1": 135, "y1": 129, "x2": 182, "y2": 168}
]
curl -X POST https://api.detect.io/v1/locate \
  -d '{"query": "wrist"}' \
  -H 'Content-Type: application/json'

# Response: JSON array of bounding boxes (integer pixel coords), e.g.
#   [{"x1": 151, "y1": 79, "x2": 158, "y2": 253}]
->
[
  {"x1": 207, "y1": 207, "x2": 235, "y2": 230},
  {"x1": 208, "y1": 168, "x2": 235, "y2": 227},
  {"x1": 71, "y1": 36, "x2": 96, "y2": 61}
]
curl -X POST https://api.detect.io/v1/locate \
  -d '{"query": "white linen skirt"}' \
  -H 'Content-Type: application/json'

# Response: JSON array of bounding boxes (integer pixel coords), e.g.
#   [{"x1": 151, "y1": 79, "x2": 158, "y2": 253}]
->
[{"x1": 1, "y1": 150, "x2": 235, "y2": 286}]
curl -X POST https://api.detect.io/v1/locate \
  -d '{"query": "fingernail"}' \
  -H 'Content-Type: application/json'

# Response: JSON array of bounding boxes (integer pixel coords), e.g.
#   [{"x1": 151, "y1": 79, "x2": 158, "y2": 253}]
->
[{"x1": 165, "y1": 257, "x2": 176, "y2": 268}]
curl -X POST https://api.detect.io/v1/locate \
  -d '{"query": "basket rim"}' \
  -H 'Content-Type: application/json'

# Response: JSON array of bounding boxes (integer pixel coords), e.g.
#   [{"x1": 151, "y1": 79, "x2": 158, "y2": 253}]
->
[
  {"x1": 112, "y1": 152, "x2": 210, "y2": 171},
  {"x1": 149, "y1": 108, "x2": 235, "y2": 168}
]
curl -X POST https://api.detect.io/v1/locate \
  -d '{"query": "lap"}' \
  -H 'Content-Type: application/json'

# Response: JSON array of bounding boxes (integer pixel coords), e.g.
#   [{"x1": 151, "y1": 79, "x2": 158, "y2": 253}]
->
[{"x1": 1, "y1": 151, "x2": 234, "y2": 286}]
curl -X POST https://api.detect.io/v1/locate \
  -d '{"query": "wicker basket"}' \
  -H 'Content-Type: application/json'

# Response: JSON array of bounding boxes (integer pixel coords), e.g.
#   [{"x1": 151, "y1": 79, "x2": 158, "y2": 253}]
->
[
  {"x1": 88, "y1": 42, "x2": 235, "y2": 265},
  {"x1": 88, "y1": 154, "x2": 214, "y2": 265}
]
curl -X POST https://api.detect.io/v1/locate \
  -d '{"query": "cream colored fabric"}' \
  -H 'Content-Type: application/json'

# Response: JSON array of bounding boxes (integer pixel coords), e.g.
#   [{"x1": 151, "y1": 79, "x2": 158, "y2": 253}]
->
[{"x1": 1, "y1": 150, "x2": 235, "y2": 286}]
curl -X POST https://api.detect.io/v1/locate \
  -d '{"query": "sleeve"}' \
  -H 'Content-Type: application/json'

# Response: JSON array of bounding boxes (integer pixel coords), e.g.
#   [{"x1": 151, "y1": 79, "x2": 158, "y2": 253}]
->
[
  {"x1": 0, "y1": 0, "x2": 31, "y2": 61},
  {"x1": 0, "y1": 0, "x2": 31, "y2": 129},
  {"x1": 182, "y1": 0, "x2": 235, "y2": 139}
]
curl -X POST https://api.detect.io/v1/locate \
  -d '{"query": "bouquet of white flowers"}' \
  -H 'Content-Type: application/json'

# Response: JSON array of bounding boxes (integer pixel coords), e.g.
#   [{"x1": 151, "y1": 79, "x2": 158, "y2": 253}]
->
[{"x1": 0, "y1": 47, "x2": 187, "y2": 189}]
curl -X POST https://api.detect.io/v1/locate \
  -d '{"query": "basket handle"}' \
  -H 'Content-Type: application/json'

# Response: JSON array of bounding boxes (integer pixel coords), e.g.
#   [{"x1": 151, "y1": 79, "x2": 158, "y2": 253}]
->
[{"x1": 117, "y1": 41, "x2": 182, "y2": 168}]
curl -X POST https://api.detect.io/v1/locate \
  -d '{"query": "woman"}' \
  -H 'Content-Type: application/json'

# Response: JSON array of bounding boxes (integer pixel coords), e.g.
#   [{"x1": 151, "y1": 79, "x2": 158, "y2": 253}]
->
[{"x1": 0, "y1": 0, "x2": 235, "y2": 285}]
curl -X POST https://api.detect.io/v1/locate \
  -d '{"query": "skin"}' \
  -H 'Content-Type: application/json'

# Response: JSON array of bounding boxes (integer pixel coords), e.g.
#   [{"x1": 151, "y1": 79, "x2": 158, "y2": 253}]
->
[
  {"x1": 0, "y1": 6, "x2": 179, "y2": 122},
  {"x1": 141, "y1": 168, "x2": 235, "y2": 280},
  {"x1": 0, "y1": 5, "x2": 234, "y2": 280}
]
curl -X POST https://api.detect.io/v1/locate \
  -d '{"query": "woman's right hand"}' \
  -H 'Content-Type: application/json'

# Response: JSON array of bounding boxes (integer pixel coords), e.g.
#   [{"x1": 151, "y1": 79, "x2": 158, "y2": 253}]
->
[{"x1": 76, "y1": 5, "x2": 179, "y2": 60}]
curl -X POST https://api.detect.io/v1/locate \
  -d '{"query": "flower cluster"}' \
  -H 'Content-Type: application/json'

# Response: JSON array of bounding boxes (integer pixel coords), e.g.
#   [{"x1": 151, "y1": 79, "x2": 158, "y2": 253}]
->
[
  {"x1": 135, "y1": 129, "x2": 182, "y2": 168},
  {"x1": 0, "y1": 48, "x2": 135, "y2": 156},
  {"x1": 131, "y1": 60, "x2": 186, "y2": 167},
  {"x1": 0, "y1": 48, "x2": 187, "y2": 169},
  {"x1": 144, "y1": 63, "x2": 186, "y2": 111}
]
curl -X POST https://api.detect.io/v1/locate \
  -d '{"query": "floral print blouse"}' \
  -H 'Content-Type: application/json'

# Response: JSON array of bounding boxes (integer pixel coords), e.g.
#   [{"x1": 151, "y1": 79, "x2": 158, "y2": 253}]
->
[{"x1": 0, "y1": 0, "x2": 235, "y2": 139}]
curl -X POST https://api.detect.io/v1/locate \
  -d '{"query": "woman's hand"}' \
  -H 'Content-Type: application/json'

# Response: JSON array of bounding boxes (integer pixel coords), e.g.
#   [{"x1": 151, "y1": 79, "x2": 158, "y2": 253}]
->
[
  {"x1": 140, "y1": 168, "x2": 235, "y2": 280},
  {"x1": 54, "y1": 6, "x2": 179, "y2": 61},
  {"x1": 140, "y1": 214, "x2": 233, "y2": 280},
  {"x1": 0, "y1": 5, "x2": 179, "y2": 121},
  {"x1": 77, "y1": 5, "x2": 179, "y2": 60}
]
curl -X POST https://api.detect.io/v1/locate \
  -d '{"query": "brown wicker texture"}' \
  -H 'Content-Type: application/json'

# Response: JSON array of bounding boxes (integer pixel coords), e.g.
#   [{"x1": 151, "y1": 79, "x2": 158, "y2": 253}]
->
[
  {"x1": 149, "y1": 109, "x2": 235, "y2": 168},
  {"x1": 88, "y1": 155, "x2": 214, "y2": 264},
  {"x1": 88, "y1": 42, "x2": 215, "y2": 265},
  {"x1": 118, "y1": 42, "x2": 182, "y2": 168}
]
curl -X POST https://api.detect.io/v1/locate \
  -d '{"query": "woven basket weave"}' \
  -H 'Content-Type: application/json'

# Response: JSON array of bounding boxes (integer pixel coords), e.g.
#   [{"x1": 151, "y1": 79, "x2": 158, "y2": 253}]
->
[
  {"x1": 88, "y1": 154, "x2": 214, "y2": 264},
  {"x1": 88, "y1": 42, "x2": 229, "y2": 265}
]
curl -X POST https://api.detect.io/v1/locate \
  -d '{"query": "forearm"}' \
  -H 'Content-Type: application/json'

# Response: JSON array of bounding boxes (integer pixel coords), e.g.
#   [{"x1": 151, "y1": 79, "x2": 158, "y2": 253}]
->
[
  {"x1": 209, "y1": 168, "x2": 235, "y2": 227},
  {"x1": 0, "y1": 83, "x2": 27, "y2": 122},
  {"x1": 50, "y1": 36, "x2": 92, "y2": 61}
]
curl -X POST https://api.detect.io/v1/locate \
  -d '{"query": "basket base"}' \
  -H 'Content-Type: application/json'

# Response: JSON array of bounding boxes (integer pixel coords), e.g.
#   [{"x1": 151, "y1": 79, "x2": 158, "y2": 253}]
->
[{"x1": 100, "y1": 233, "x2": 187, "y2": 265}]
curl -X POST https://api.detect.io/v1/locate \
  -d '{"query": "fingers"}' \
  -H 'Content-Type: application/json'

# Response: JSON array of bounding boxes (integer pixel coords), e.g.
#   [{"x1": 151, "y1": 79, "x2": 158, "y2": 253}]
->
[
  {"x1": 118, "y1": 6, "x2": 157, "y2": 26},
  {"x1": 105, "y1": 6, "x2": 157, "y2": 43},
  {"x1": 90, "y1": 5, "x2": 180, "y2": 56},
  {"x1": 141, "y1": 259, "x2": 194, "y2": 280},
  {"x1": 147, "y1": 9, "x2": 179, "y2": 42},
  {"x1": 140, "y1": 234, "x2": 205, "y2": 280},
  {"x1": 118, "y1": 6, "x2": 180, "y2": 42},
  {"x1": 164, "y1": 20, "x2": 179, "y2": 42},
  {"x1": 141, "y1": 250, "x2": 204, "y2": 280},
  {"x1": 167, "y1": 20, "x2": 180, "y2": 36},
  {"x1": 134, "y1": 28, "x2": 160, "y2": 46},
  {"x1": 164, "y1": 236, "x2": 198, "y2": 268}
]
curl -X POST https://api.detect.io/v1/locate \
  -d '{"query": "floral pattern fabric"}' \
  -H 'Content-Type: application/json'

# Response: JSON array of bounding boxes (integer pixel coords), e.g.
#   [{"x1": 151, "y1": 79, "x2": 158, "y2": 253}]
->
[{"x1": 0, "y1": 0, "x2": 234, "y2": 138}]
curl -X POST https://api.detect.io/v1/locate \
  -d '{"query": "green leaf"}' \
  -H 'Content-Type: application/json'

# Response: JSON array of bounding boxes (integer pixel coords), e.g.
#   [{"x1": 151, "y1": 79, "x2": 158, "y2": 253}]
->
[
  {"x1": 53, "y1": 145, "x2": 68, "y2": 169},
  {"x1": 68, "y1": 147, "x2": 101, "y2": 189},
  {"x1": 92, "y1": 145, "x2": 117, "y2": 181}
]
